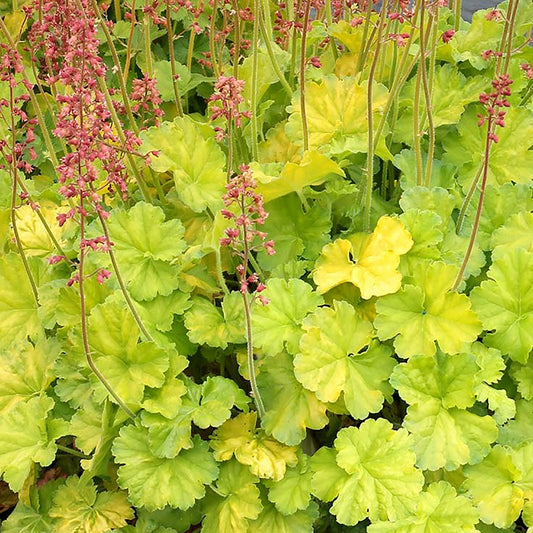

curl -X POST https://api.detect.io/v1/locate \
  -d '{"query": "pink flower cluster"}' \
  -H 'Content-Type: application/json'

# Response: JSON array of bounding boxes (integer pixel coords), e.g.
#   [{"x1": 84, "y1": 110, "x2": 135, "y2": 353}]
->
[
  {"x1": 220, "y1": 165, "x2": 275, "y2": 304},
  {"x1": 209, "y1": 76, "x2": 251, "y2": 141},
  {"x1": 477, "y1": 74, "x2": 513, "y2": 143}
]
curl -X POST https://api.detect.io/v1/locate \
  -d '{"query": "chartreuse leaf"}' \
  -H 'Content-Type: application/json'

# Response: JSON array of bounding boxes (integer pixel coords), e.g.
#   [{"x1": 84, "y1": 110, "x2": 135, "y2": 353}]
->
[
  {"x1": 510, "y1": 358, "x2": 533, "y2": 401},
  {"x1": 313, "y1": 216, "x2": 413, "y2": 298},
  {"x1": 286, "y1": 76, "x2": 392, "y2": 159},
  {"x1": 0, "y1": 338, "x2": 59, "y2": 411},
  {"x1": 202, "y1": 459, "x2": 262, "y2": 533},
  {"x1": 462, "y1": 183, "x2": 533, "y2": 250},
  {"x1": 367, "y1": 481, "x2": 478, "y2": 533},
  {"x1": 210, "y1": 412, "x2": 299, "y2": 481},
  {"x1": 463, "y1": 443, "x2": 533, "y2": 528},
  {"x1": 48, "y1": 475, "x2": 134, "y2": 533},
  {"x1": 394, "y1": 64, "x2": 486, "y2": 144},
  {"x1": 448, "y1": 9, "x2": 503, "y2": 69},
  {"x1": 253, "y1": 150, "x2": 344, "y2": 204},
  {"x1": 184, "y1": 292, "x2": 245, "y2": 349},
  {"x1": 472, "y1": 343, "x2": 515, "y2": 424},
  {"x1": 470, "y1": 249, "x2": 533, "y2": 364},
  {"x1": 390, "y1": 351, "x2": 498, "y2": 470},
  {"x1": 248, "y1": 497, "x2": 319, "y2": 533},
  {"x1": 252, "y1": 278, "x2": 323, "y2": 356},
  {"x1": 256, "y1": 194, "x2": 331, "y2": 270},
  {"x1": 393, "y1": 150, "x2": 456, "y2": 190},
  {"x1": 141, "y1": 116, "x2": 226, "y2": 212},
  {"x1": 499, "y1": 399, "x2": 533, "y2": 448},
  {"x1": 258, "y1": 351, "x2": 328, "y2": 446},
  {"x1": 15, "y1": 203, "x2": 67, "y2": 257},
  {"x1": 491, "y1": 211, "x2": 533, "y2": 259},
  {"x1": 105, "y1": 202, "x2": 186, "y2": 301},
  {"x1": 264, "y1": 452, "x2": 312, "y2": 515},
  {"x1": 119, "y1": 505, "x2": 203, "y2": 533},
  {"x1": 135, "y1": 291, "x2": 192, "y2": 333},
  {"x1": 375, "y1": 262, "x2": 482, "y2": 357},
  {"x1": 0, "y1": 253, "x2": 41, "y2": 350},
  {"x1": 443, "y1": 107, "x2": 533, "y2": 190},
  {"x1": 0, "y1": 396, "x2": 58, "y2": 491},
  {"x1": 294, "y1": 301, "x2": 395, "y2": 420},
  {"x1": 140, "y1": 376, "x2": 248, "y2": 459},
  {"x1": 88, "y1": 297, "x2": 170, "y2": 407},
  {"x1": 311, "y1": 419, "x2": 424, "y2": 525},
  {"x1": 112, "y1": 424, "x2": 218, "y2": 511}
]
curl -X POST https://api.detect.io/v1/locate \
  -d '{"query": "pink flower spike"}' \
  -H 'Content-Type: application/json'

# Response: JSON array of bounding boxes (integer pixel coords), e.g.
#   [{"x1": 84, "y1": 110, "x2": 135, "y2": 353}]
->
[
  {"x1": 97, "y1": 269, "x2": 112, "y2": 284},
  {"x1": 48, "y1": 255, "x2": 65, "y2": 265}
]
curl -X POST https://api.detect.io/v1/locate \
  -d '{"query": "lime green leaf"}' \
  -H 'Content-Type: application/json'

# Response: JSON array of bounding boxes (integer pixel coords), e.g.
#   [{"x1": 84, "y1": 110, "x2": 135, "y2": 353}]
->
[
  {"x1": 48, "y1": 475, "x2": 134, "y2": 533},
  {"x1": 153, "y1": 59, "x2": 207, "y2": 100},
  {"x1": 499, "y1": 399, "x2": 533, "y2": 448},
  {"x1": 0, "y1": 253, "x2": 41, "y2": 350},
  {"x1": 443, "y1": 107, "x2": 533, "y2": 190},
  {"x1": 367, "y1": 481, "x2": 478, "y2": 533},
  {"x1": 511, "y1": 358, "x2": 533, "y2": 401},
  {"x1": 252, "y1": 279, "x2": 323, "y2": 356},
  {"x1": 393, "y1": 151, "x2": 456, "y2": 190},
  {"x1": 286, "y1": 76, "x2": 391, "y2": 159},
  {"x1": 475, "y1": 384, "x2": 516, "y2": 425},
  {"x1": 248, "y1": 499, "x2": 319, "y2": 533},
  {"x1": 264, "y1": 453, "x2": 312, "y2": 515},
  {"x1": 256, "y1": 194, "x2": 331, "y2": 270},
  {"x1": 461, "y1": 183, "x2": 533, "y2": 250},
  {"x1": 105, "y1": 202, "x2": 186, "y2": 301},
  {"x1": 113, "y1": 425, "x2": 218, "y2": 511},
  {"x1": 463, "y1": 444, "x2": 532, "y2": 528},
  {"x1": 311, "y1": 419, "x2": 424, "y2": 525},
  {"x1": 391, "y1": 352, "x2": 497, "y2": 470},
  {"x1": 15, "y1": 203, "x2": 67, "y2": 257},
  {"x1": 253, "y1": 150, "x2": 344, "y2": 204},
  {"x1": 191, "y1": 376, "x2": 250, "y2": 429},
  {"x1": 0, "y1": 338, "x2": 59, "y2": 411},
  {"x1": 141, "y1": 116, "x2": 226, "y2": 212},
  {"x1": 375, "y1": 262, "x2": 482, "y2": 357},
  {"x1": 135, "y1": 291, "x2": 192, "y2": 332},
  {"x1": 210, "y1": 412, "x2": 299, "y2": 481},
  {"x1": 313, "y1": 216, "x2": 413, "y2": 298},
  {"x1": 184, "y1": 292, "x2": 245, "y2": 349},
  {"x1": 0, "y1": 502, "x2": 54, "y2": 533},
  {"x1": 88, "y1": 297, "x2": 170, "y2": 406},
  {"x1": 258, "y1": 351, "x2": 328, "y2": 446},
  {"x1": 0, "y1": 396, "x2": 57, "y2": 491},
  {"x1": 471, "y1": 249, "x2": 533, "y2": 363},
  {"x1": 294, "y1": 301, "x2": 395, "y2": 419},
  {"x1": 448, "y1": 10, "x2": 504, "y2": 69},
  {"x1": 141, "y1": 377, "x2": 248, "y2": 458},
  {"x1": 202, "y1": 460, "x2": 262, "y2": 533},
  {"x1": 491, "y1": 211, "x2": 533, "y2": 259},
  {"x1": 394, "y1": 64, "x2": 487, "y2": 144}
]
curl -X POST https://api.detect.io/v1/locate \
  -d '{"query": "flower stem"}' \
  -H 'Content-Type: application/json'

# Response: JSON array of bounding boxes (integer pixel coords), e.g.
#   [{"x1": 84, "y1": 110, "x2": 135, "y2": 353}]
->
[{"x1": 300, "y1": 0, "x2": 312, "y2": 153}]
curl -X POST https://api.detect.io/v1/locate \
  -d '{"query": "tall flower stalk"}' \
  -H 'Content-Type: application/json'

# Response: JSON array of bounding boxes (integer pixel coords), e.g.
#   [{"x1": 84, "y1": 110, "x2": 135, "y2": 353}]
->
[{"x1": 220, "y1": 165, "x2": 275, "y2": 420}]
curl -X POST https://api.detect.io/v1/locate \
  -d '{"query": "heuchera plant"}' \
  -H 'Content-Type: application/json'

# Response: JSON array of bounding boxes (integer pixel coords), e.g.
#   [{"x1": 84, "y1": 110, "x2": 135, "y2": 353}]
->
[{"x1": 0, "y1": 0, "x2": 532, "y2": 531}]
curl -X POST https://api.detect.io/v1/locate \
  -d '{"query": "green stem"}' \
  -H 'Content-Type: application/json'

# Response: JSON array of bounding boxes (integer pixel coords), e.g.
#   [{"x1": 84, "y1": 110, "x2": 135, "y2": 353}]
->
[
  {"x1": 9, "y1": 86, "x2": 39, "y2": 306},
  {"x1": 209, "y1": 0, "x2": 221, "y2": 78},
  {"x1": 300, "y1": 0, "x2": 312, "y2": 153},
  {"x1": 166, "y1": 2, "x2": 184, "y2": 116},
  {"x1": 242, "y1": 291, "x2": 265, "y2": 420},
  {"x1": 258, "y1": 12, "x2": 293, "y2": 98},
  {"x1": 452, "y1": 117, "x2": 493, "y2": 291},
  {"x1": 96, "y1": 210, "x2": 155, "y2": 343},
  {"x1": 123, "y1": 0, "x2": 137, "y2": 81},
  {"x1": 325, "y1": 0, "x2": 338, "y2": 61},
  {"x1": 456, "y1": 162, "x2": 484, "y2": 234},
  {"x1": 143, "y1": 0, "x2": 154, "y2": 77},
  {"x1": 251, "y1": 0, "x2": 260, "y2": 160},
  {"x1": 56, "y1": 444, "x2": 91, "y2": 459},
  {"x1": 363, "y1": 0, "x2": 388, "y2": 232},
  {"x1": 354, "y1": 0, "x2": 374, "y2": 75},
  {"x1": 79, "y1": 196, "x2": 136, "y2": 420},
  {"x1": 453, "y1": 0, "x2": 462, "y2": 32}
]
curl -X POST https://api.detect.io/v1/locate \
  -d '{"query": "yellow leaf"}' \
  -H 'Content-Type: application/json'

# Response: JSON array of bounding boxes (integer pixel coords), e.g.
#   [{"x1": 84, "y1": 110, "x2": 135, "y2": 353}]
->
[
  {"x1": 210, "y1": 413, "x2": 298, "y2": 481},
  {"x1": 253, "y1": 150, "x2": 344, "y2": 204},
  {"x1": 313, "y1": 216, "x2": 413, "y2": 299}
]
